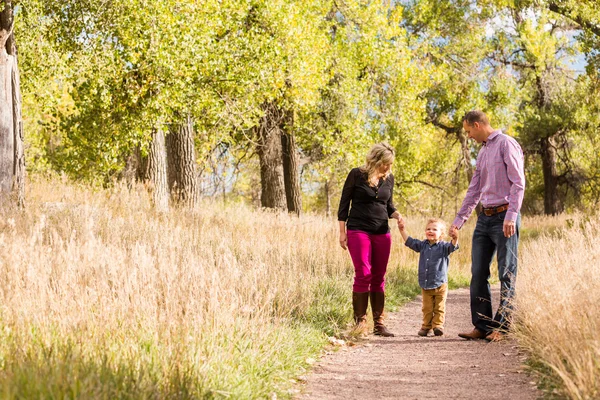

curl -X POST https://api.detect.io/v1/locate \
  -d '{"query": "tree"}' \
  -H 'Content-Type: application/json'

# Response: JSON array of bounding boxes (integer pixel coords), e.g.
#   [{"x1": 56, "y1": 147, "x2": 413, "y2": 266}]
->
[
  {"x1": 167, "y1": 116, "x2": 198, "y2": 207},
  {"x1": 0, "y1": 0, "x2": 24, "y2": 206}
]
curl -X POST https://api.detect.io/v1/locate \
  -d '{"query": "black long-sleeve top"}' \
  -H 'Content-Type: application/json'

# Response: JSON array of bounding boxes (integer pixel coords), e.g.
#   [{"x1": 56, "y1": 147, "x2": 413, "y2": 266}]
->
[{"x1": 337, "y1": 168, "x2": 397, "y2": 234}]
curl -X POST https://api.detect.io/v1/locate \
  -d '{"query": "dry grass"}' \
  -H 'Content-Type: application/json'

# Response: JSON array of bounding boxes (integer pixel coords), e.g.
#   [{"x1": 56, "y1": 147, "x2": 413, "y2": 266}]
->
[
  {"x1": 513, "y1": 214, "x2": 600, "y2": 400},
  {"x1": 7, "y1": 177, "x2": 593, "y2": 398},
  {"x1": 0, "y1": 177, "x2": 472, "y2": 398}
]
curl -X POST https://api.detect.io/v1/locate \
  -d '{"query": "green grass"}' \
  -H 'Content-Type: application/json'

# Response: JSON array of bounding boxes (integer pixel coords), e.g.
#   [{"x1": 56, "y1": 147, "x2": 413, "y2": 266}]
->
[{"x1": 0, "y1": 322, "x2": 326, "y2": 399}]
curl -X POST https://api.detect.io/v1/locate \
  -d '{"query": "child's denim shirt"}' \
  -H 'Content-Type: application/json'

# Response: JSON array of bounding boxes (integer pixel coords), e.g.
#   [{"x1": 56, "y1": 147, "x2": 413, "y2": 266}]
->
[{"x1": 405, "y1": 238, "x2": 459, "y2": 290}]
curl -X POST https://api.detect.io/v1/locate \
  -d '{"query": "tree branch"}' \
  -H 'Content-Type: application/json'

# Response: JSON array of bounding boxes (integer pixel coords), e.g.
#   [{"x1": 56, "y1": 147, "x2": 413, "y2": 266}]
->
[{"x1": 547, "y1": 1, "x2": 600, "y2": 38}]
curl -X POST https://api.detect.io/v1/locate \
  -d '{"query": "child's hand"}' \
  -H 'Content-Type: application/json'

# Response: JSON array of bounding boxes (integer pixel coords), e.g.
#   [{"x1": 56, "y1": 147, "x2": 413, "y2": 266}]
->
[
  {"x1": 449, "y1": 226, "x2": 459, "y2": 240},
  {"x1": 398, "y1": 217, "x2": 405, "y2": 231}
]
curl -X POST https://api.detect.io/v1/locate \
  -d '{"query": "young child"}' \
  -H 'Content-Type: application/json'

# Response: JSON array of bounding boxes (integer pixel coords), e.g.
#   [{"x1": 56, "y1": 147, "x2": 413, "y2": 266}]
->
[{"x1": 398, "y1": 218, "x2": 459, "y2": 337}]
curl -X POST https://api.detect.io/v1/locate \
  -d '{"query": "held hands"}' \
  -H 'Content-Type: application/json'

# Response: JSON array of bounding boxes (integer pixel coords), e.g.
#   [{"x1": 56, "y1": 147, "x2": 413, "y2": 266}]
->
[
  {"x1": 397, "y1": 217, "x2": 405, "y2": 231},
  {"x1": 449, "y1": 227, "x2": 459, "y2": 240},
  {"x1": 391, "y1": 211, "x2": 405, "y2": 231},
  {"x1": 503, "y1": 220, "x2": 516, "y2": 238}
]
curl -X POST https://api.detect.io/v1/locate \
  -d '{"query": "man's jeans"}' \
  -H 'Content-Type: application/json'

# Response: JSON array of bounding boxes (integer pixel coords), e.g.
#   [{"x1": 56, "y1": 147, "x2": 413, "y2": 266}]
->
[{"x1": 470, "y1": 210, "x2": 520, "y2": 334}]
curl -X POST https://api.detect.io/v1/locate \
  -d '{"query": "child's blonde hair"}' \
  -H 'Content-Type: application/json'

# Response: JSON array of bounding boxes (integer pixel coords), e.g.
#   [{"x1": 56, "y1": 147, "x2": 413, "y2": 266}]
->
[{"x1": 426, "y1": 218, "x2": 447, "y2": 237}]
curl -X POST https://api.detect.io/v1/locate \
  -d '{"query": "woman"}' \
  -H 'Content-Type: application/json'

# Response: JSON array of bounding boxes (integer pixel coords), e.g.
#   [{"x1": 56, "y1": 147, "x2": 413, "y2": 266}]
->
[{"x1": 338, "y1": 142, "x2": 401, "y2": 337}]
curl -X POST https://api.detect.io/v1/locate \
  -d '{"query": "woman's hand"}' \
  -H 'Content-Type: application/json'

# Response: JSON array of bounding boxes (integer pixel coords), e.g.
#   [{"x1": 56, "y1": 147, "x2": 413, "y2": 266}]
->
[
  {"x1": 391, "y1": 211, "x2": 402, "y2": 220},
  {"x1": 339, "y1": 231, "x2": 348, "y2": 250}
]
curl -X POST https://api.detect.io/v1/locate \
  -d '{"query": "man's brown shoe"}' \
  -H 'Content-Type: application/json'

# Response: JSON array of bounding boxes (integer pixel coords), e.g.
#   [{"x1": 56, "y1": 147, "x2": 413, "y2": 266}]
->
[
  {"x1": 433, "y1": 327, "x2": 444, "y2": 336},
  {"x1": 485, "y1": 331, "x2": 506, "y2": 342},
  {"x1": 458, "y1": 329, "x2": 487, "y2": 340}
]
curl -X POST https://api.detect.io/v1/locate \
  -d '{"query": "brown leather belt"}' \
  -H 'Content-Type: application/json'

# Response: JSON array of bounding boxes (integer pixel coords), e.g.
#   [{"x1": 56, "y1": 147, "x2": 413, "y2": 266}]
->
[{"x1": 482, "y1": 204, "x2": 509, "y2": 216}]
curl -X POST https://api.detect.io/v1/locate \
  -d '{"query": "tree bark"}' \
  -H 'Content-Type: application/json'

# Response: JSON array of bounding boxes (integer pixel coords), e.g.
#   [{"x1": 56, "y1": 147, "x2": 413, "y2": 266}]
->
[
  {"x1": 167, "y1": 116, "x2": 198, "y2": 207},
  {"x1": 256, "y1": 103, "x2": 286, "y2": 210},
  {"x1": 324, "y1": 179, "x2": 331, "y2": 217},
  {"x1": 0, "y1": 0, "x2": 24, "y2": 206},
  {"x1": 281, "y1": 130, "x2": 302, "y2": 215},
  {"x1": 141, "y1": 129, "x2": 169, "y2": 211},
  {"x1": 540, "y1": 135, "x2": 563, "y2": 215}
]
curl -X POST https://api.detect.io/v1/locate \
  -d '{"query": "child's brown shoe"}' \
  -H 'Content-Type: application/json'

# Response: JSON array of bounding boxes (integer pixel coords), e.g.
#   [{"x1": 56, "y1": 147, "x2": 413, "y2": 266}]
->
[
  {"x1": 418, "y1": 328, "x2": 431, "y2": 337},
  {"x1": 433, "y1": 327, "x2": 444, "y2": 336}
]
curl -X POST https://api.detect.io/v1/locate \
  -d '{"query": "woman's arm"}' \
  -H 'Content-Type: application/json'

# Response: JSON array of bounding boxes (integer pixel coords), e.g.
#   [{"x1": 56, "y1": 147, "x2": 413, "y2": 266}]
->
[
  {"x1": 338, "y1": 169, "x2": 356, "y2": 250},
  {"x1": 339, "y1": 221, "x2": 347, "y2": 250},
  {"x1": 338, "y1": 169, "x2": 356, "y2": 222},
  {"x1": 387, "y1": 174, "x2": 400, "y2": 219}
]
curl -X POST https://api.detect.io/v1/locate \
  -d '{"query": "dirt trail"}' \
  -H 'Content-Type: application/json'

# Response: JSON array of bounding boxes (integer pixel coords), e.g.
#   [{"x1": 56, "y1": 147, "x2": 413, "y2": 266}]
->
[{"x1": 299, "y1": 287, "x2": 541, "y2": 400}]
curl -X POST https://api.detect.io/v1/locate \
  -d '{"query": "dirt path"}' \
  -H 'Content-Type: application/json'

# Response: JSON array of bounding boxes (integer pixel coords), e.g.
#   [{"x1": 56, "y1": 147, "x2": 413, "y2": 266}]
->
[{"x1": 299, "y1": 287, "x2": 541, "y2": 400}]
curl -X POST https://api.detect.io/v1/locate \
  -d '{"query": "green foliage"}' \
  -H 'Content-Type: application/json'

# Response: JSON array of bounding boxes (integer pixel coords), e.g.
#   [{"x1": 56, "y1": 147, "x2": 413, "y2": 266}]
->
[{"x1": 13, "y1": 0, "x2": 600, "y2": 210}]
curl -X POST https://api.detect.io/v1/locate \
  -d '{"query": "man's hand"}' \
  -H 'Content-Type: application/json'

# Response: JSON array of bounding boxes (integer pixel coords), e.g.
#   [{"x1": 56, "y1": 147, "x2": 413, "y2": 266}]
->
[
  {"x1": 503, "y1": 220, "x2": 516, "y2": 238},
  {"x1": 339, "y1": 231, "x2": 348, "y2": 250}
]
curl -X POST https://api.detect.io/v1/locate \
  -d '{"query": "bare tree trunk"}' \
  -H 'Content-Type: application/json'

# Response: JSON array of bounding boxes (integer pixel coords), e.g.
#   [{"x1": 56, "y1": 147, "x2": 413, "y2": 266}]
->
[
  {"x1": 0, "y1": 0, "x2": 24, "y2": 206},
  {"x1": 142, "y1": 129, "x2": 169, "y2": 211},
  {"x1": 256, "y1": 103, "x2": 286, "y2": 210},
  {"x1": 167, "y1": 116, "x2": 198, "y2": 207},
  {"x1": 541, "y1": 135, "x2": 563, "y2": 215},
  {"x1": 324, "y1": 179, "x2": 331, "y2": 217},
  {"x1": 281, "y1": 130, "x2": 302, "y2": 215}
]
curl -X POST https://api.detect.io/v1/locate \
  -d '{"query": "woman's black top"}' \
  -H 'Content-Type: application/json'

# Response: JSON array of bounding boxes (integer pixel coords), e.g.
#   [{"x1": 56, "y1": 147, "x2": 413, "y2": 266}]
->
[{"x1": 337, "y1": 168, "x2": 397, "y2": 234}]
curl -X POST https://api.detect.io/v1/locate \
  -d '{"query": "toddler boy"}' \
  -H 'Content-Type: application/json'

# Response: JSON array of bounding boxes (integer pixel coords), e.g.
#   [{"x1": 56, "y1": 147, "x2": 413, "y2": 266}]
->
[{"x1": 399, "y1": 218, "x2": 459, "y2": 336}]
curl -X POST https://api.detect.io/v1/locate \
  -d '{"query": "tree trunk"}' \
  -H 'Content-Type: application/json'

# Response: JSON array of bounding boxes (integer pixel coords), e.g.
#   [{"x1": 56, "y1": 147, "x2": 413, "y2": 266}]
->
[
  {"x1": 540, "y1": 135, "x2": 563, "y2": 215},
  {"x1": 0, "y1": 1, "x2": 24, "y2": 206},
  {"x1": 324, "y1": 179, "x2": 331, "y2": 217},
  {"x1": 167, "y1": 116, "x2": 198, "y2": 207},
  {"x1": 142, "y1": 129, "x2": 169, "y2": 211},
  {"x1": 457, "y1": 128, "x2": 473, "y2": 183},
  {"x1": 281, "y1": 130, "x2": 302, "y2": 215},
  {"x1": 256, "y1": 103, "x2": 286, "y2": 210}
]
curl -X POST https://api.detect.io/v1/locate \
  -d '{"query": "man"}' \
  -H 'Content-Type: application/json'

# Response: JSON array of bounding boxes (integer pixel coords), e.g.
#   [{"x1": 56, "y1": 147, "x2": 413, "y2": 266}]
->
[{"x1": 450, "y1": 111, "x2": 525, "y2": 342}]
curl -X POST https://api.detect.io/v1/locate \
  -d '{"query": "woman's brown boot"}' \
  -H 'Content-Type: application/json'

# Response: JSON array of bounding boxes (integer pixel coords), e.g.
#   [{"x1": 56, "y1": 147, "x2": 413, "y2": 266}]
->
[
  {"x1": 370, "y1": 291, "x2": 395, "y2": 337},
  {"x1": 352, "y1": 292, "x2": 370, "y2": 333}
]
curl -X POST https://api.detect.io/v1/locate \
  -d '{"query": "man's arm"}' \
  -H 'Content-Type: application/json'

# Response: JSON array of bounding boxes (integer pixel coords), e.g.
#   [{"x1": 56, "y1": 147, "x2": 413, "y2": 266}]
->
[
  {"x1": 451, "y1": 164, "x2": 482, "y2": 230},
  {"x1": 503, "y1": 140, "x2": 525, "y2": 222},
  {"x1": 502, "y1": 139, "x2": 525, "y2": 237}
]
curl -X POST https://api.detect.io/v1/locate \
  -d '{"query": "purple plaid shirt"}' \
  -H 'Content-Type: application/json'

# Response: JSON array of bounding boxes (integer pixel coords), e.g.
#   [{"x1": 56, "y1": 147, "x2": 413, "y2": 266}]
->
[{"x1": 453, "y1": 130, "x2": 525, "y2": 229}]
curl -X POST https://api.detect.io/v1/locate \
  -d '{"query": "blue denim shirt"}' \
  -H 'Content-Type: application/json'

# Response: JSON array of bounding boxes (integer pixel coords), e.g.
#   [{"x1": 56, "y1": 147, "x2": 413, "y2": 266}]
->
[{"x1": 405, "y1": 237, "x2": 459, "y2": 290}]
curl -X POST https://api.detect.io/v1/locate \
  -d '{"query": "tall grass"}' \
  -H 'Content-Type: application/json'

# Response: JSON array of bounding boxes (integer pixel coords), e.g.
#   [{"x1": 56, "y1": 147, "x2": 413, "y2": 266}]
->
[
  {"x1": 513, "y1": 214, "x2": 600, "y2": 400},
  {"x1": 0, "y1": 177, "x2": 471, "y2": 398}
]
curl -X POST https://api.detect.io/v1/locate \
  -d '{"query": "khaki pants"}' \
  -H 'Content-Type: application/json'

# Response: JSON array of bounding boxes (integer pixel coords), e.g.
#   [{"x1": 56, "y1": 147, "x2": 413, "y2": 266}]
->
[{"x1": 421, "y1": 283, "x2": 448, "y2": 329}]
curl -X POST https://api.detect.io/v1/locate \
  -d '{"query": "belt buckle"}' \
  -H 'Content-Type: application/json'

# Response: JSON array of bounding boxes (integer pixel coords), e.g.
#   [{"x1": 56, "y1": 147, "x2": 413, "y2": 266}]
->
[{"x1": 484, "y1": 208, "x2": 493, "y2": 216}]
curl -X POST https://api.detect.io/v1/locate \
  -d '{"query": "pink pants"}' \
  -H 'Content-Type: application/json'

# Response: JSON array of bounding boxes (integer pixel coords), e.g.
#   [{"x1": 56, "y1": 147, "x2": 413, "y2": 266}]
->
[{"x1": 347, "y1": 230, "x2": 392, "y2": 293}]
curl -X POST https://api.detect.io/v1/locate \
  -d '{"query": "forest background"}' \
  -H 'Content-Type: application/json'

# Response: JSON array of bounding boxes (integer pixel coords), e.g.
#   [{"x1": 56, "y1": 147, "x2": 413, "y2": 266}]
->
[{"x1": 0, "y1": 0, "x2": 598, "y2": 399}]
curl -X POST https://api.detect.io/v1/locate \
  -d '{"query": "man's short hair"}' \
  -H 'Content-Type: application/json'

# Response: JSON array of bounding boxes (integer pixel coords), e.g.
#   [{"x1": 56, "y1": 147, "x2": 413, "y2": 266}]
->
[{"x1": 462, "y1": 111, "x2": 490, "y2": 126}]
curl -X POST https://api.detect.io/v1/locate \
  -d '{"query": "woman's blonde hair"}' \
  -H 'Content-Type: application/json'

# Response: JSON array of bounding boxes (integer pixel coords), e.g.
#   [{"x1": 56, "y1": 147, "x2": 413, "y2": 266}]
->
[{"x1": 360, "y1": 142, "x2": 395, "y2": 185}]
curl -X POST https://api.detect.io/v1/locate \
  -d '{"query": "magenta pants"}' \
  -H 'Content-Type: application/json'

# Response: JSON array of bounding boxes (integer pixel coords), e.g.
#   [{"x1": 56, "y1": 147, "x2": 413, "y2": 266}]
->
[{"x1": 347, "y1": 230, "x2": 392, "y2": 293}]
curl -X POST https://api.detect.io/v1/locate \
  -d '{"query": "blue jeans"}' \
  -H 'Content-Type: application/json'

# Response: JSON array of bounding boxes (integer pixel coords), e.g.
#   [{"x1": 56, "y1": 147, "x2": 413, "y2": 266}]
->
[{"x1": 470, "y1": 210, "x2": 520, "y2": 334}]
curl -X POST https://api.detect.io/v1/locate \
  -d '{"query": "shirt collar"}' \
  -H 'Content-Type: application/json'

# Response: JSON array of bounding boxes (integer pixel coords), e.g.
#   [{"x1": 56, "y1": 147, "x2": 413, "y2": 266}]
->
[{"x1": 483, "y1": 129, "x2": 501, "y2": 145}]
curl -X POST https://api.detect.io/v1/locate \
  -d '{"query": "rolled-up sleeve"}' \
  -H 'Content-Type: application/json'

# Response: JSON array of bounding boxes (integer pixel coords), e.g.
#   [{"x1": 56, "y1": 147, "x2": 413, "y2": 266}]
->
[
  {"x1": 338, "y1": 169, "x2": 356, "y2": 221},
  {"x1": 445, "y1": 242, "x2": 459, "y2": 256},
  {"x1": 503, "y1": 140, "x2": 525, "y2": 222},
  {"x1": 405, "y1": 237, "x2": 424, "y2": 253}
]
